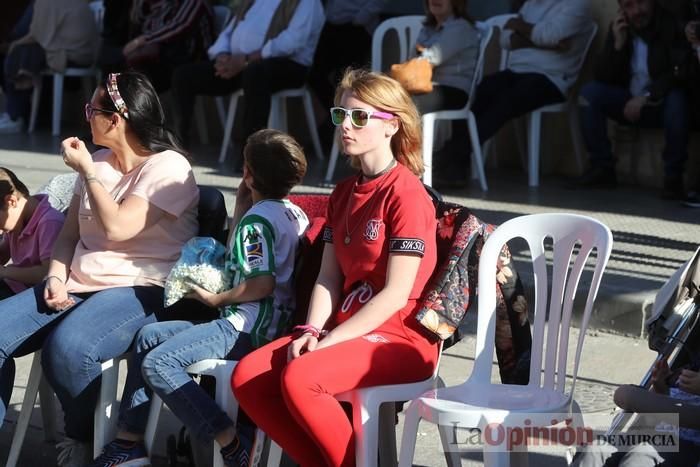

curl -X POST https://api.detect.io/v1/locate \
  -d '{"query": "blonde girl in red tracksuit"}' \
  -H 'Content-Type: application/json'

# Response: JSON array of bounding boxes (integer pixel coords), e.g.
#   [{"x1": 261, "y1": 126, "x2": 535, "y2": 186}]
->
[{"x1": 232, "y1": 68, "x2": 439, "y2": 467}]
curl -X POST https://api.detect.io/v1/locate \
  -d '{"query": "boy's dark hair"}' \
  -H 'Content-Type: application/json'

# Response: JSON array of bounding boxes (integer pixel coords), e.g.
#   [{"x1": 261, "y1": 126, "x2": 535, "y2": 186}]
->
[
  {"x1": 0, "y1": 167, "x2": 29, "y2": 201},
  {"x1": 243, "y1": 129, "x2": 307, "y2": 199}
]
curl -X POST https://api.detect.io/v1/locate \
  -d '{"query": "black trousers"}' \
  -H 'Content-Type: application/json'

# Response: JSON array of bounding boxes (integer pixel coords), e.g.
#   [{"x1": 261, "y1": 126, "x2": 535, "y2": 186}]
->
[
  {"x1": 411, "y1": 84, "x2": 469, "y2": 115},
  {"x1": 471, "y1": 70, "x2": 564, "y2": 144},
  {"x1": 171, "y1": 57, "x2": 308, "y2": 147},
  {"x1": 308, "y1": 22, "x2": 372, "y2": 110}
]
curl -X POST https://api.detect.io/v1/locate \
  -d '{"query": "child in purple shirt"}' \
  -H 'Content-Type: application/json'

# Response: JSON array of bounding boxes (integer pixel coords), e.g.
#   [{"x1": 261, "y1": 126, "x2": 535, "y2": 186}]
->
[{"x1": 0, "y1": 167, "x2": 65, "y2": 296}]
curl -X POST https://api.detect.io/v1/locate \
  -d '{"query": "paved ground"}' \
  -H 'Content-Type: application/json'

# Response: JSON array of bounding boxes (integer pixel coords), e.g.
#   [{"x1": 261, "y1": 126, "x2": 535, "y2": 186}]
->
[{"x1": 0, "y1": 123, "x2": 696, "y2": 465}]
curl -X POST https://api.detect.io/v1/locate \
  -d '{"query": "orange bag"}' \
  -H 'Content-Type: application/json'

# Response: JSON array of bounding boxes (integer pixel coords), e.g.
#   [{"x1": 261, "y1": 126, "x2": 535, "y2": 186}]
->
[{"x1": 390, "y1": 58, "x2": 433, "y2": 95}]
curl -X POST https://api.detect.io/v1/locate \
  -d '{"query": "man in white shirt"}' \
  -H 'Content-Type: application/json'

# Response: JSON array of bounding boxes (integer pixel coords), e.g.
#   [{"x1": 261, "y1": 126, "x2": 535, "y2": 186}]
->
[
  {"x1": 171, "y1": 0, "x2": 325, "y2": 169},
  {"x1": 576, "y1": 0, "x2": 691, "y2": 200},
  {"x1": 471, "y1": 0, "x2": 593, "y2": 149}
]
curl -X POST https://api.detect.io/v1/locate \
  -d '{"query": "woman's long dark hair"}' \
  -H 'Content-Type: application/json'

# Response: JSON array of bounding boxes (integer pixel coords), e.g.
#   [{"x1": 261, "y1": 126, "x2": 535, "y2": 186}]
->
[{"x1": 97, "y1": 71, "x2": 188, "y2": 156}]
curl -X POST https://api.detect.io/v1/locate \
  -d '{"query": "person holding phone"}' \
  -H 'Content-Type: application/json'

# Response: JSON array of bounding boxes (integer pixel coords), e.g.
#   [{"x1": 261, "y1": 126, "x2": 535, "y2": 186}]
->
[{"x1": 575, "y1": 0, "x2": 692, "y2": 200}]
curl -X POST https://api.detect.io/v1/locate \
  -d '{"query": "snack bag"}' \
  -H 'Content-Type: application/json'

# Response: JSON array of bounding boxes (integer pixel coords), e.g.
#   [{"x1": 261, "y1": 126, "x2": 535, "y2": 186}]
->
[{"x1": 164, "y1": 237, "x2": 231, "y2": 307}]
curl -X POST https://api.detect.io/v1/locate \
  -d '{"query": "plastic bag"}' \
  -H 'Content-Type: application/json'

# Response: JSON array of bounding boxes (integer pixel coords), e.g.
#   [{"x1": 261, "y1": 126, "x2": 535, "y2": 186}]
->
[{"x1": 164, "y1": 237, "x2": 231, "y2": 307}]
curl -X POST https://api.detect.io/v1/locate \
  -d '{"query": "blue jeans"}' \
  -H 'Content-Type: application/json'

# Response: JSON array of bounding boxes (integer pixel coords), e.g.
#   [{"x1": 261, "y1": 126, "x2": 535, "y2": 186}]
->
[
  {"x1": 41, "y1": 286, "x2": 166, "y2": 441},
  {"x1": 118, "y1": 319, "x2": 252, "y2": 443},
  {"x1": 580, "y1": 81, "x2": 689, "y2": 178}
]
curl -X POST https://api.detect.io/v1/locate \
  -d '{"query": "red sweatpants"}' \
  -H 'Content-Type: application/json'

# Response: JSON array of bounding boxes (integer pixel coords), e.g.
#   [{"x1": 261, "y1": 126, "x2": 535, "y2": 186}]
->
[{"x1": 231, "y1": 318, "x2": 438, "y2": 467}]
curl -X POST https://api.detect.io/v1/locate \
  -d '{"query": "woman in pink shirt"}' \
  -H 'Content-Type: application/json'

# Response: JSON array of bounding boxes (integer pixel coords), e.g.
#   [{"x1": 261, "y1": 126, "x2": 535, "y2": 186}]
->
[{"x1": 0, "y1": 71, "x2": 204, "y2": 466}]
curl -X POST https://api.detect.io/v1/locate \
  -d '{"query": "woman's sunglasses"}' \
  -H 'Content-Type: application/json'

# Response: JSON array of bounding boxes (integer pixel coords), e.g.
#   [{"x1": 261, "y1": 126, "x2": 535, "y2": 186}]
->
[
  {"x1": 84, "y1": 103, "x2": 118, "y2": 122},
  {"x1": 330, "y1": 107, "x2": 395, "y2": 128}
]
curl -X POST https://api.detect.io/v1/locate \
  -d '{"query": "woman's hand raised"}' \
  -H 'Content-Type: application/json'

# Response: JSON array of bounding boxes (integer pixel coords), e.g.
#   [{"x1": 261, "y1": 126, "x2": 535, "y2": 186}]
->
[{"x1": 61, "y1": 137, "x2": 94, "y2": 177}]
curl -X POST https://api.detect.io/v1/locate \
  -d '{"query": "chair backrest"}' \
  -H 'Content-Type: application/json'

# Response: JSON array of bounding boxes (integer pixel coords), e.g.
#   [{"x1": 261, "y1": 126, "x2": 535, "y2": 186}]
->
[
  {"x1": 212, "y1": 5, "x2": 232, "y2": 34},
  {"x1": 466, "y1": 25, "x2": 496, "y2": 112},
  {"x1": 371, "y1": 15, "x2": 424, "y2": 72},
  {"x1": 197, "y1": 185, "x2": 228, "y2": 244},
  {"x1": 569, "y1": 21, "x2": 599, "y2": 89},
  {"x1": 470, "y1": 213, "x2": 613, "y2": 398}
]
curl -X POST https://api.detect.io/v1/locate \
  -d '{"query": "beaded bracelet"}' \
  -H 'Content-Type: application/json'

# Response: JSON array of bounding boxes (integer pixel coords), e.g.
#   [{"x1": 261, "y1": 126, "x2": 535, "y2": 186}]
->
[{"x1": 292, "y1": 324, "x2": 326, "y2": 339}]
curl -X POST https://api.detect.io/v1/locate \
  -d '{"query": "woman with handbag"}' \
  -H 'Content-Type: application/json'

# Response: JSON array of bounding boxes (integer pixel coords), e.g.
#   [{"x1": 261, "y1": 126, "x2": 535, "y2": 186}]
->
[
  {"x1": 393, "y1": 0, "x2": 479, "y2": 114},
  {"x1": 391, "y1": 0, "x2": 479, "y2": 188},
  {"x1": 232, "y1": 68, "x2": 440, "y2": 467}
]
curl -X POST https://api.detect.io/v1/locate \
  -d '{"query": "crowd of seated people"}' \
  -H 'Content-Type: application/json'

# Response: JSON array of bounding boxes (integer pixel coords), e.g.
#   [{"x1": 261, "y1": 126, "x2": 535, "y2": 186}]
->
[{"x1": 1, "y1": 0, "x2": 699, "y2": 204}]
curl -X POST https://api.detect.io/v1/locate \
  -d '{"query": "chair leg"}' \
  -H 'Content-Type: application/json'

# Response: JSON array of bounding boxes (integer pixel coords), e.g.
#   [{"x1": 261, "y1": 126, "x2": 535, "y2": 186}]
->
[
  {"x1": 52, "y1": 74, "x2": 65, "y2": 136},
  {"x1": 38, "y1": 375, "x2": 57, "y2": 441},
  {"x1": 567, "y1": 101, "x2": 585, "y2": 173},
  {"x1": 438, "y1": 423, "x2": 462, "y2": 467},
  {"x1": 397, "y1": 401, "x2": 422, "y2": 467},
  {"x1": 352, "y1": 394, "x2": 378, "y2": 467},
  {"x1": 324, "y1": 131, "x2": 340, "y2": 183},
  {"x1": 6, "y1": 353, "x2": 44, "y2": 467},
  {"x1": 28, "y1": 77, "x2": 43, "y2": 133},
  {"x1": 93, "y1": 358, "x2": 120, "y2": 458},
  {"x1": 467, "y1": 115, "x2": 488, "y2": 191},
  {"x1": 215, "y1": 96, "x2": 227, "y2": 127},
  {"x1": 195, "y1": 98, "x2": 209, "y2": 145},
  {"x1": 378, "y1": 402, "x2": 397, "y2": 467},
  {"x1": 302, "y1": 90, "x2": 325, "y2": 161},
  {"x1": 421, "y1": 115, "x2": 435, "y2": 187},
  {"x1": 143, "y1": 394, "x2": 164, "y2": 456},
  {"x1": 218, "y1": 94, "x2": 240, "y2": 164},
  {"x1": 527, "y1": 112, "x2": 542, "y2": 187}
]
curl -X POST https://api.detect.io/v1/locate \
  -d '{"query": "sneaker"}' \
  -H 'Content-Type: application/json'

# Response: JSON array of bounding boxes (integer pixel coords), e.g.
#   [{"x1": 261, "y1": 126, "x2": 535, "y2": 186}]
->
[
  {"x1": 684, "y1": 192, "x2": 700, "y2": 208},
  {"x1": 571, "y1": 166, "x2": 617, "y2": 189},
  {"x1": 56, "y1": 438, "x2": 93, "y2": 467},
  {"x1": 0, "y1": 116, "x2": 23, "y2": 133},
  {"x1": 87, "y1": 439, "x2": 150, "y2": 467},
  {"x1": 220, "y1": 432, "x2": 252, "y2": 467}
]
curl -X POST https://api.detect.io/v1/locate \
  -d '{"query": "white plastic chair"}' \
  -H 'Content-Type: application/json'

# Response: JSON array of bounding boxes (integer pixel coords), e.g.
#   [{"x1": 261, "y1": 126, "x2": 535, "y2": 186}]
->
[
  {"x1": 421, "y1": 25, "x2": 496, "y2": 191},
  {"x1": 399, "y1": 213, "x2": 613, "y2": 467},
  {"x1": 7, "y1": 353, "x2": 129, "y2": 466},
  {"x1": 143, "y1": 359, "x2": 281, "y2": 467},
  {"x1": 218, "y1": 86, "x2": 324, "y2": 164},
  {"x1": 522, "y1": 22, "x2": 598, "y2": 187},
  {"x1": 324, "y1": 15, "x2": 424, "y2": 183},
  {"x1": 6, "y1": 352, "x2": 58, "y2": 467},
  {"x1": 28, "y1": 0, "x2": 104, "y2": 136},
  {"x1": 194, "y1": 5, "x2": 231, "y2": 145},
  {"x1": 334, "y1": 341, "x2": 459, "y2": 467}
]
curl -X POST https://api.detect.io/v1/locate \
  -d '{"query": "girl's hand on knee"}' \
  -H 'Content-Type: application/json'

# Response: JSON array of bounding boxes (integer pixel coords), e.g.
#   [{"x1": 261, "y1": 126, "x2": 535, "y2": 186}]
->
[{"x1": 288, "y1": 335, "x2": 318, "y2": 361}]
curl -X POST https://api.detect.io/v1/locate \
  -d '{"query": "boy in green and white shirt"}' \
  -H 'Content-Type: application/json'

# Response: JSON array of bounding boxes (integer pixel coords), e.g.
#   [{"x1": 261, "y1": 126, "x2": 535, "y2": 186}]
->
[
  {"x1": 90, "y1": 129, "x2": 309, "y2": 467},
  {"x1": 224, "y1": 197, "x2": 309, "y2": 348}
]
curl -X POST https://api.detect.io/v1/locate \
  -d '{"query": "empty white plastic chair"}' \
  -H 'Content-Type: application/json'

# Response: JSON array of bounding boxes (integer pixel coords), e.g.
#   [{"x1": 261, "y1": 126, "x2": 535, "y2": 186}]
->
[
  {"x1": 218, "y1": 87, "x2": 324, "y2": 164},
  {"x1": 399, "y1": 213, "x2": 613, "y2": 467}
]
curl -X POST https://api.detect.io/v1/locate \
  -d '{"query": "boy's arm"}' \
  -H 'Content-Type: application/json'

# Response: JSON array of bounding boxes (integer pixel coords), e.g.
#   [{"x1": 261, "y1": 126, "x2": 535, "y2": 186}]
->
[
  {"x1": 614, "y1": 384, "x2": 700, "y2": 430},
  {"x1": 0, "y1": 259, "x2": 50, "y2": 287},
  {"x1": 186, "y1": 274, "x2": 275, "y2": 308}
]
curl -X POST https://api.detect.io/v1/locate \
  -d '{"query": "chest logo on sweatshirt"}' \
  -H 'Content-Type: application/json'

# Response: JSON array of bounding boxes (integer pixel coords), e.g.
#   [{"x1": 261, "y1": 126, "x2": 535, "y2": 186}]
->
[{"x1": 364, "y1": 219, "x2": 383, "y2": 241}]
